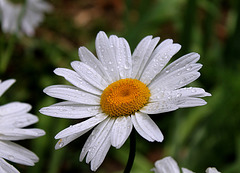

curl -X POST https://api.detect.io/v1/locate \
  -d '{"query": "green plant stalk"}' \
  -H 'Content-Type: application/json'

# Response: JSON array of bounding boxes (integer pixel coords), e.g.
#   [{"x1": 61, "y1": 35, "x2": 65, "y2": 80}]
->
[
  {"x1": 0, "y1": 35, "x2": 16, "y2": 73},
  {"x1": 124, "y1": 129, "x2": 136, "y2": 173}
]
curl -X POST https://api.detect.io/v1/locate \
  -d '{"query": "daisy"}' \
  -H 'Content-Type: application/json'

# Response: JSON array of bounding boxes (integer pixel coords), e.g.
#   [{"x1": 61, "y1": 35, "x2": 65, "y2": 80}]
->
[
  {"x1": 0, "y1": 79, "x2": 45, "y2": 173},
  {"x1": 40, "y1": 31, "x2": 211, "y2": 171},
  {"x1": 151, "y1": 156, "x2": 220, "y2": 173},
  {"x1": 0, "y1": 0, "x2": 52, "y2": 36}
]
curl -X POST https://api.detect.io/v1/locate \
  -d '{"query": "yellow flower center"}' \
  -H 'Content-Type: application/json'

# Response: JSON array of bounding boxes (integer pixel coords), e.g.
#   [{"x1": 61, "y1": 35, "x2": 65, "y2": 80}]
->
[{"x1": 100, "y1": 78, "x2": 150, "y2": 117}]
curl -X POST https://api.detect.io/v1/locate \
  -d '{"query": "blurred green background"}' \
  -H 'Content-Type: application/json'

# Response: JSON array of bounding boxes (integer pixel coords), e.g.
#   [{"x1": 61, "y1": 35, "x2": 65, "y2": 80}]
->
[{"x1": 1, "y1": 0, "x2": 240, "y2": 172}]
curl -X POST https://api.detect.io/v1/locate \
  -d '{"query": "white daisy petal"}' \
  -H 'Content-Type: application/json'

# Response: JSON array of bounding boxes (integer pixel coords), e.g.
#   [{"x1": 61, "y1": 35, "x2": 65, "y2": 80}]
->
[
  {"x1": 153, "y1": 72, "x2": 200, "y2": 91},
  {"x1": 0, "y1": 102, "x2": 31, "y2": 116},
  {"x1": 0, "y1": 113, "x2": 38, "y2": 128},
  {"x1": 55, "y1": 113, "x2": 107, "y2": 139},
  {"x1": 151, "y1": 39, "x2": 173, "y2": 58},
  {"x1": 206, "y1": 168, "x2": 221, "y2": 173},
  {"x1": 134, "y1": 112, "x2": 163, "y2": 142},
  {"x1": 90, "y1": 135, "x2": 111, "y2": 171},
  {"x1": 40, "y1": 105, "x2": 100, "y2": 119},
  {"x1": 177, "y1": 97, "x2": 207, "y2": 108},
  {"x1": 55, "y1": 128, "x2": 90, "y2": 150},
  {"x1": 0, "y1": 141, "x2": 38, "y2": 166},
  {"x1": 0, "y1": 158, "x2": 20, "y2": 173},
  {"x1": 149, "y1": 63, "x2": 202, "y2": 91},
  {"x1": 172, "y1": 87, "x2": 211, "y2": 98},
  {"x1": 78, "y1": 47, "x2": 113, "y2": 84},
  {"x1": 137, "y1": 37, "x2": 160, "y2": 78},
  {"x1": 141, "y1": 101, "x2": 178, "y2": 114},
  {"x1": 54, "y1": 68, "x2": 102, "y2": 95},
  {"x1": 43, "y1": 85, "x2": 100, "y2": 105},
  {"x1": 0, "y1": 0, "x2": 51, "y2": 36},
  {"x1": 111, "y1": 116, "x2": 133, "y2": 149},
  {"x1": 85, "y1": 119, "x2": 114, "y2": 164},
  {"x1": 109, "y1": 36, "x2": 132, "y2": 79},
  {"x1": 152, "y1": 156, "x2": 180, "y2": 173},
  {"x1": 96, "y1": 31, "x2": 119, "y2": 81},
  {"x1": 140, "y1": 43, "x2": 181, "y2": 85},
  {"x1": 150, "y1": 87, "x2": 211, "y2": 101},
  {"x1": 153, "y1": 157, "x2": 219, "y2": 173},
  {"x1": 49, "y1": 101, "x2": 79, "y2": 106},
  {"x1": 182, "y1": 168, "x2": 195, "y2": 173},
  {"x1": 149, "y1": 52, "x2": 201, "y2": 89},
  {"x1": 131, "y1": 36, "x2": 153, "y2": 79},
  {"x1": 0, "y1": 79, "x2": 15, "y2": 97},
  {"x1": 80, "y1": 117, "x2": 111, "y2": 161},
  {"x1": 131, "y1": 114, "x2": 154, "y2": 142},
  {"x1": 161, "y1": 52, "x2": 200, "y2": 75},
  {"x1": 71, "y1": 61, "x2": 108, "y2": 90},
  {"x1": 0, "y1": 129, "x2": 45, "y2": 140},
  {"x1": 0, "y1": 79, "x2": 45, "y2": 172}
]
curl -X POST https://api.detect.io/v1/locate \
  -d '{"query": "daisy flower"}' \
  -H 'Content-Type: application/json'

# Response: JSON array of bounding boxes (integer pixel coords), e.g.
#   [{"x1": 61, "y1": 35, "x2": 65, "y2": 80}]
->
[
  {"x1": 0, "y1": 0, "x2": 52, "y2": 36},
  {"x1": 0, "y1": 79, "x2": 45, "y2": 173},
  {"x1": 40, "y1": 31, "x2": 211, "y2": 171},
  {"x1": 151, "y1": 156, "x2": 220, "y2": 173}
]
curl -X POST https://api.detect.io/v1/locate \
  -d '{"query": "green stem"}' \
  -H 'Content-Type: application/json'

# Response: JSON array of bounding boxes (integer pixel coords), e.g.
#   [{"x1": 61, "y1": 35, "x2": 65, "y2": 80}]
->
[
  {"x1": 124, "y1": 129, "x2": 136, "y2": 173},
  {"x1": 0, "y1": 34, "x2": 16, "y2": 74}
]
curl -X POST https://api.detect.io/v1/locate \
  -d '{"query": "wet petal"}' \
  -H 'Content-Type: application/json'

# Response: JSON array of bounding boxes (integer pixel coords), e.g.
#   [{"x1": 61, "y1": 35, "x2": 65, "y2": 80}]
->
[
  {"x1": 140, "y1": 42, "x2": 181, "y2": 85},
  {"x1": 111, "y1": 116, "x2": 132, "y2": 149},
  {"x1": 54, "y1": 68, "x2": 102, "y2": 95},
  {"x1": 0, "y1": 79, "x2": 15, "y2": 97},
  {"x1": 134, "y1": 112, "x2": 163, "y2": 142},
  {"x1": 131, "y1": 114, "x2": 154, "y2": 142},
  {"x1": 43, "y1": 85, "x2": 100, "y2": 105},
  {"x1": 131, "y1": 36, "x2": 153, "y2": 79},
  {"x1": 71, "y1": 61, "x2": 108, "y2": 90},
  {"x1": 152, "y1": 156, "x2": 180, "y2": 173},
  {"x1": 95, "y1": 31, "x2": 119, "y2": 82},
  {"x1": 40, "y1": 105, "x2": 100, "y2": 119},
  {"x1": 0, "y1": 158, "x2": 19, "y2": 173},
  {"x1": 55, "y1": 113, "x2": 107, "y2": 139},
  {"x1": 78, "y1": 46, "x2": 113, "y2": 84},
  {"x1": 0, "y1": 141, "x2": 38, "y2": 166},
  {"x1": 109, "y1": 36, "x2": 132, "y2": 79}
]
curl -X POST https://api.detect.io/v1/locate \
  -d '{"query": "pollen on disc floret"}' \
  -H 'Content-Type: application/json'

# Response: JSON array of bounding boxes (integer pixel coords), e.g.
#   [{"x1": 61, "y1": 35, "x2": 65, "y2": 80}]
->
[{"x1": 100, "y1": 78, "x2": 151, "y2": 117}]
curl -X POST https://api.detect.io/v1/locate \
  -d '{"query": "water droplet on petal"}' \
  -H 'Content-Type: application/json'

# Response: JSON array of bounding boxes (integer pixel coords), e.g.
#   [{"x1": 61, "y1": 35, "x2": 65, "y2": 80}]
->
[{"x1": 176, "y1": 93, "x2": 182, "y2": 98}]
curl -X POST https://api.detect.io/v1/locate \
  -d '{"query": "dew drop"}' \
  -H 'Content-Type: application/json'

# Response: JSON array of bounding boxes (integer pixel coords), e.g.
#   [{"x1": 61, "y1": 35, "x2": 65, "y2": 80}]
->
[
  {"x1": 179, "y1": 80, "x2": 184, "y2": 85},
  {"x1": 163, "y1": 55, "x2": 168, "y2": 59},
  {"x1": 177, "y1": 71, "x2": 182, "y2": 76},
  {"x1": 124, "y1": 63, "x2": 131, "y2": 70},
  {"x1": 176, "y1": 93, "x2": 182, "y2": 98},
  {"x1": 186, "y1": 67, "x2": 191, "y2": 71},
  {"x1": 59, "y1": 141, "x2": 64, "y2": 148}
]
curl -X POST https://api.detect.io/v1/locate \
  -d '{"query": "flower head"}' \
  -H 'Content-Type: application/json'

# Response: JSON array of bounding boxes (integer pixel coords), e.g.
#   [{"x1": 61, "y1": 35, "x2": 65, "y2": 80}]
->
[
  {"x1": 0, "y1": 0, "x2": 52, "y2": 36},
  {"x1": 40, "y1": 31, "x2": 211, "y2": 171},
  {"x1": 0, "y1": 79, "x2": 45, "y2": 172},
  {"x1": 151, "y1": 156, "x2": 220, "y2": 173}
]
